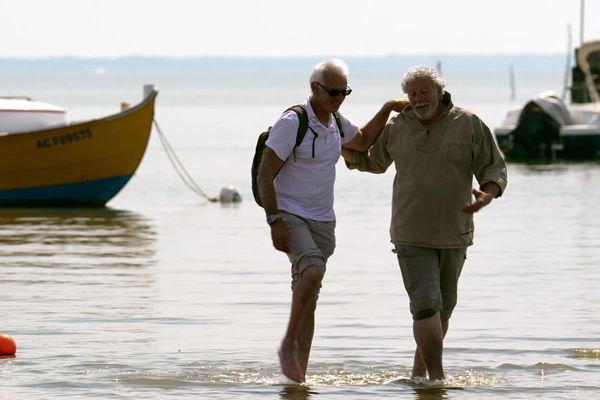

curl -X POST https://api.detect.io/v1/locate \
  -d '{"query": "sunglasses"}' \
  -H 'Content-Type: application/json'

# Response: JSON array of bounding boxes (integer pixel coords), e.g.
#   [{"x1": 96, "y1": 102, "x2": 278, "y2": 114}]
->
[{"x1": 317, "y1": 82, "x2": 352, "y2": 97}]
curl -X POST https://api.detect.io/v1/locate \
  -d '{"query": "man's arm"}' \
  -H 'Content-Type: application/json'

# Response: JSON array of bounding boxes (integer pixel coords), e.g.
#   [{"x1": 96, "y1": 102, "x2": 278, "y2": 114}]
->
[
  {"x1": 342, "y1": 99, "x2": 408, "y2": 152},
  {"x1": 257, "y1": 147, "x2": 283, "y2": 216},
  {"x1": 257, "y1": 147, "x2": 292, "y2": 253},
  {"x1": 342, "y1": 122, "x2": 394, "y2": 175}
]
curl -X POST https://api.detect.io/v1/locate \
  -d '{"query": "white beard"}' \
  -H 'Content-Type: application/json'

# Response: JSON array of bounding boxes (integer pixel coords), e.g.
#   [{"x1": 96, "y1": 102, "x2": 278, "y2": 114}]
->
[{"x1": 413, "y1": 96, "x2": 440, "y2": 122}]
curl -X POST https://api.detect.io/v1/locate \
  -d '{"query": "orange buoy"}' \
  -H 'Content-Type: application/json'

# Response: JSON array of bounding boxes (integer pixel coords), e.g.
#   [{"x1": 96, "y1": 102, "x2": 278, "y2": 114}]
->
[{"x1": 0, "y1": 334, "x2": 17, "y2": 356}]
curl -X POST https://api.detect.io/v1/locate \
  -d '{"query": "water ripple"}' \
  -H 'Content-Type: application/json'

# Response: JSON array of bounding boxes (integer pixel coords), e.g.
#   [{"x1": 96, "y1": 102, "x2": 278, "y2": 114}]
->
[{"x1": 567, "y1": 348, "x2": 600, "y2": 360}]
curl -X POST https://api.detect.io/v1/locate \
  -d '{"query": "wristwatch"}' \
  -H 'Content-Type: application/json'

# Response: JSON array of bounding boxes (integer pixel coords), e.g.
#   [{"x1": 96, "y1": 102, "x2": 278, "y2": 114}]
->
[{"x1": 266, "y1": 213, "x2": 283, "y2": 225}]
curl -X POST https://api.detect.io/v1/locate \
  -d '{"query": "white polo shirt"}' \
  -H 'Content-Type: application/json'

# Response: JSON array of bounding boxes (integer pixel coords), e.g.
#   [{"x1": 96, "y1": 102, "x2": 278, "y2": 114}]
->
[{"x1": 265, "y1": 98, "x2": 359, "y2": 221}]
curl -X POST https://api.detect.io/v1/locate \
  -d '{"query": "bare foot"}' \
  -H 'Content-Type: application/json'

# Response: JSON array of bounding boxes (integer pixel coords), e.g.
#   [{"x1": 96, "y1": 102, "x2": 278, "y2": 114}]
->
[{"x1": 278, "y1": 343, "x2": 304, "y2": 383}]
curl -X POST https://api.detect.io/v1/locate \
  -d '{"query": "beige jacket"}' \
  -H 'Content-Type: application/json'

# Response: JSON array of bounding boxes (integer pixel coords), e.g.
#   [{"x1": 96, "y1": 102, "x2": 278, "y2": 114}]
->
[{"x1": 347, "y1": 92, "x2": 507, "y2": 248}]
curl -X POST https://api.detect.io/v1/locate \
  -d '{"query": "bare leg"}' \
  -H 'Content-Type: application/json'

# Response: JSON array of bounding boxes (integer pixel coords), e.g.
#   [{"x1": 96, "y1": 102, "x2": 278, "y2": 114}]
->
[
  {"x1": 411, "y1": 348, "x2": 427, "y2": 379},
  {"x1": 411, "y1": 318, "x2": 449, "y2": 379},
  {"x1": 279, "y1": 265, "x2": 324, "y2": 383},
  {"x1": 297, "y1": 305, "x2": 316, "y2": 375},
  {"x1": 412, "y1": 313, "x2": 445, "y2": 381}
]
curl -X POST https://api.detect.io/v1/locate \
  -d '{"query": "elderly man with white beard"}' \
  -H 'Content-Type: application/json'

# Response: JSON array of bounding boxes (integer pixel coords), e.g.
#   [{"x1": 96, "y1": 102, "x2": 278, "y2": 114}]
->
[{"x1": 343, "y1": 65, "x2": 507, "y2": 382}]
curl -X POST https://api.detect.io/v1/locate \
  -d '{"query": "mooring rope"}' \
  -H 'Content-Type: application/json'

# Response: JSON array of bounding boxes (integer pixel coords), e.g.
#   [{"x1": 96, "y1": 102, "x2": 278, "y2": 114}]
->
[{"x1": 153, "y1": 119, "x2": 219, "y2": 202}]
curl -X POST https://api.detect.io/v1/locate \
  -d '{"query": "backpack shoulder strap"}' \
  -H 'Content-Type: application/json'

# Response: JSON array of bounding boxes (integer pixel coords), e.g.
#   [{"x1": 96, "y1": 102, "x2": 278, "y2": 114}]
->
[
  {"x1": 285, "y1": 105, "x2": 343, "y2": 140},
  {"x1": 284, "y1": 105, "x2": 309, "y2": 147},
  {"x1": 332, "y1": 112, "x2": 345, "y2": 137}
]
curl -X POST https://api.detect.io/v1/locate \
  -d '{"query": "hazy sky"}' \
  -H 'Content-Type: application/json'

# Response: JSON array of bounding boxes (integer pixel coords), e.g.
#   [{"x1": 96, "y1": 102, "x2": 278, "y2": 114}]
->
[{"x1": 1, "y1": 0, "x2": 598, "y2": 58}]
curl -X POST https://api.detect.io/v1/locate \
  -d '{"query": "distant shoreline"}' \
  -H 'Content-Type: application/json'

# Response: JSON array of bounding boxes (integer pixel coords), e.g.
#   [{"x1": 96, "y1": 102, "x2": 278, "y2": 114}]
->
[{"x1": 0, "y1": 54, "x2": 566, "y2": 74}]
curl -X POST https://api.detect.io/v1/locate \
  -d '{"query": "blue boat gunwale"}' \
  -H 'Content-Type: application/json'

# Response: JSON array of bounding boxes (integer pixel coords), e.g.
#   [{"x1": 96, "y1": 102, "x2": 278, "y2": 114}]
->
[{"x1": 0, "y1": 175, "x2": 134, "y2": 207}]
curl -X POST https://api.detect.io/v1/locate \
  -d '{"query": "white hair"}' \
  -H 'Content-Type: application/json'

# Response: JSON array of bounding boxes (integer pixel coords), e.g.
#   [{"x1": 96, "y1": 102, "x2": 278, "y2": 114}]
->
[
  {"x1": 401, "y1": 65, "x2": 445, "y2": 93},
  {"x1": 309, "y1": 59, "x2": 349, "y2": 84}
]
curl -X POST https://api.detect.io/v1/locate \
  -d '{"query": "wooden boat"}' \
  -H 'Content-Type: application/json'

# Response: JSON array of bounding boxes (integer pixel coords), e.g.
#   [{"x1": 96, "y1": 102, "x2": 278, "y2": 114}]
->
[{"x1": 0, "y1": 87, "x2": 157, "y2": 206}]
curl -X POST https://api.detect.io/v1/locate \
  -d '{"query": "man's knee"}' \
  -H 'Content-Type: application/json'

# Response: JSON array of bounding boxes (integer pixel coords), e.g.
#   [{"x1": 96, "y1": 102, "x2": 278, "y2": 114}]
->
[
  {"x1": 302, "y1": 264, "x2": 325, "y2": 284},
  {"x1": 413, "y1": 307, "x2": 439, "y2": 321},
  {"x1": 293, "y1": 265, "x2": 325, "y2": 306}
]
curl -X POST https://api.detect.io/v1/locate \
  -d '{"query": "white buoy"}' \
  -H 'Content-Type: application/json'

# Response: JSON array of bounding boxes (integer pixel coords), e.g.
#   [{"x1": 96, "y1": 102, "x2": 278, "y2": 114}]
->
[{"x1": 219, "y1": 186, "x2": 242, "y2": 203}]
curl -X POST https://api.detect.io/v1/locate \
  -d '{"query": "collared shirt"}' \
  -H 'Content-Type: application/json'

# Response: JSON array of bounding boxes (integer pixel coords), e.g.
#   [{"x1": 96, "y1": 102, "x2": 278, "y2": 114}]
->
[
  {"x1": 347, "y1": 92, "x2": 507, "y2": 248},
  {"x1": 266, "y1": 97, "x2": 359, "y2": 221}
]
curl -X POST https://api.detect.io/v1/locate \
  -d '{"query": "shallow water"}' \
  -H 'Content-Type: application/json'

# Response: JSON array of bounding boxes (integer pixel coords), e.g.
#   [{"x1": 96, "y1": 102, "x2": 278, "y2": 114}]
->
[{"x1": 1, "y1": 65, "x2": 600, "y2": 399}]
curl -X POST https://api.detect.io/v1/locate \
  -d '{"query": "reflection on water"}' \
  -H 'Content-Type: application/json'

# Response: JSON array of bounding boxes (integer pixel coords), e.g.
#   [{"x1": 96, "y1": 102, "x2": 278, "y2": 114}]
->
[
  {"x1": 410, "y1": 388, "x2": 451, "y2": 400},
  {"x1": 279, "y1": 384, "x2": 317, "y2": 400},
  {"x1": 0, "y1": 207, "x2": 158, "y2": 343},
  {"x1": 568, "y1": 348, "x2": 600, "y2": 360},
  {"x1": 0, "y1": 207, "x2": 156, "y2": 272}
]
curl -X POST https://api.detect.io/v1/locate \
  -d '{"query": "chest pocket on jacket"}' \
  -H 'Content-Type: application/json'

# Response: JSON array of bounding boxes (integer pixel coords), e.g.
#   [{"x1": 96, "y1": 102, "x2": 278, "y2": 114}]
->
[{"x1": 446, "y1": 142, "x2": 471, "y2": 167}]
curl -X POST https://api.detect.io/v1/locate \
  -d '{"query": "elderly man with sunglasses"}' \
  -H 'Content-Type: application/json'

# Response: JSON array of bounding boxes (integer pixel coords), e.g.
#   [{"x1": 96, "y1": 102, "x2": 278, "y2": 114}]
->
[{"x1": 257, "y1": 59, "x2": 406, "y2": 383}]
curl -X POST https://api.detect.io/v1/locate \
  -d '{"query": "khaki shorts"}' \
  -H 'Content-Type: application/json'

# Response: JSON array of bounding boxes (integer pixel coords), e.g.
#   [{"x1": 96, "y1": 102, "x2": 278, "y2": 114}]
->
[
  {"x1": 394, "y1": 244, "x2": 466, "y2": 321},
  {"x1": 281, "y1": 211, "x2": 335, "y2": 290}
]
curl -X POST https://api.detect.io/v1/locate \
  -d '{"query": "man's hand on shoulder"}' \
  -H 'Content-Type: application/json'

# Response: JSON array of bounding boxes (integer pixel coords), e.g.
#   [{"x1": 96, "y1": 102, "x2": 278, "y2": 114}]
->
[{"x1": 385, "y1": 98, "x2": 410, "y2": 113}]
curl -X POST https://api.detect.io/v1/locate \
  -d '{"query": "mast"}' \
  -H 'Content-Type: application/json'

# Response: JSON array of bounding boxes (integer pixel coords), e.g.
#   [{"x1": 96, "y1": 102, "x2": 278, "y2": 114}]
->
[
  {"x1": 580, "y1": 0, "x2": 585, "y2": 45},
  {"x1": 561, "y1": 25, "x2": 572, "y2": 101}
]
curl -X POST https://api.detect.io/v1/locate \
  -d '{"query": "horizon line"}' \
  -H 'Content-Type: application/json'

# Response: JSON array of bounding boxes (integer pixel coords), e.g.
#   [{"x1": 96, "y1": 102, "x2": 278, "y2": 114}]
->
[{"x1": 0, "y1": 52, "x2": 567, "y2": 61}]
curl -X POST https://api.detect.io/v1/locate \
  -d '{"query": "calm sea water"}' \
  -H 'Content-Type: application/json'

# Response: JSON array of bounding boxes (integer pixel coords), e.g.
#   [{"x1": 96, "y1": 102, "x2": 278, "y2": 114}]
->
[{"x1": 1, "y1": 60, "x2": 600, "y2": 399}]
